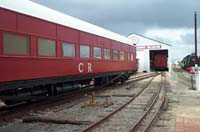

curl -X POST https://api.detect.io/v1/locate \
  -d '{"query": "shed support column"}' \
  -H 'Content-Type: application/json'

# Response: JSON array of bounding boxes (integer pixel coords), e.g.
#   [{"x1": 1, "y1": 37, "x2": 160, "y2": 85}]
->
[{"x1": 195, "y1": 64, "x2": 200, "y2": 91}]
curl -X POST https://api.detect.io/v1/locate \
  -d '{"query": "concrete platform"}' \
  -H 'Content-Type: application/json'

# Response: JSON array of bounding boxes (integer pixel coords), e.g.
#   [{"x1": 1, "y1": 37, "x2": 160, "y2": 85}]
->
[{"x1": 151, "y1": 71, "x2": 200, "y2": 132}]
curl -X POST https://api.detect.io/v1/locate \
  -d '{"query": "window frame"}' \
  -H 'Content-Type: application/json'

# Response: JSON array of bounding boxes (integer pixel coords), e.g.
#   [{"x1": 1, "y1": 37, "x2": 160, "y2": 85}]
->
[
  {"x1": 0, "y1": 31, "x2": 3, "y2": 55},
  {"x1": 80, "y1": 44, "x2": 90, "y2": 59},
  {"x1": 2, "y1": 32, "x2": 30, "y2": 56},
  {"x1": 104, "y1": 48, "x2": 111, "y2": 60},
  {"x1": 127, "y1": 52, "x2": 130, "y2": 61},
  {"x1": 120, "y1": 51, "x2": 125, "y2": 61},
  {"x1": 62, "y1": 42, "x2": 76, "y2": 58},
  {"x1": 131, "y1": 52, "x2": 134, "y2": 61},
  {"x1": 93, "y1": 47, "x2": 102, "y2": 59},
  {"x1": 37, "y1": 37, "x2": 56, "y2": 57},
  {"x1": 113, "y1": 50, "x2": 118, "y2": 61}
]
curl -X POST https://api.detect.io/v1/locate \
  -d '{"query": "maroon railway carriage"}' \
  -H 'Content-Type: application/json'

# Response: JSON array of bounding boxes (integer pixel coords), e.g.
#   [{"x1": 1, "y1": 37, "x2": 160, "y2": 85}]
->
[
  {"x1": 153, "y1": 54, "x2": 168, "y2": 71},
  {"x1": 0, "y1": 1, "x2": 137, "y2": 103}
]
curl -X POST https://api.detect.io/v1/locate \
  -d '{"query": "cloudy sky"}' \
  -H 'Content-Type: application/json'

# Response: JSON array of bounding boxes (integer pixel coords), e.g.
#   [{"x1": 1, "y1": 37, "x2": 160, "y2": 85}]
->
[{"x1": 32, "y1": 0, "x2": 200, "y2": 61}]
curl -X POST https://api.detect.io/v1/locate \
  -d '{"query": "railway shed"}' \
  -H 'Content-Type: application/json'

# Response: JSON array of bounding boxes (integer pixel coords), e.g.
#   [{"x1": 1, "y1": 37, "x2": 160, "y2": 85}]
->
[{"x1": 128, "y1": 33, "x2": 172, "y2": 72}]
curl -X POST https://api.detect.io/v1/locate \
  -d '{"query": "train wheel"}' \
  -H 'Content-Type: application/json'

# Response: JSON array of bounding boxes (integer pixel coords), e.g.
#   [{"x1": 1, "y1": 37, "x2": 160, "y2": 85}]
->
[
  {"x1": 3, "y1": 100, "x2": 15, "y2": 105},
  {"x1": 94, "y1": 77, "x2": 107, "y2": 86},
  {"x1": 47, "y1": 84, "x2": 57, "y2": 96}
]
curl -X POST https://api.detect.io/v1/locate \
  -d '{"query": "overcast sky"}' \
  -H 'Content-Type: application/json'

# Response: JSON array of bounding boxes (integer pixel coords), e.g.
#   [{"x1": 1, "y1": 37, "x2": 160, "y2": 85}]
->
[{"x1": 32, "y1": 0, "x2": 200, "y2": 61}]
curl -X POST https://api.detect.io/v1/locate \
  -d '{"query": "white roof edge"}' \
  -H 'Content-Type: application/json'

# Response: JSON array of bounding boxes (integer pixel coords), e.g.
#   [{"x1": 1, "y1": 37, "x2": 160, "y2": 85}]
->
[
  {"x1": 0, "y1": 0, "x2": 134, "y2": 45},
  {"x1": 128, "y1": 33, "x2": 172, "y2": 46}
]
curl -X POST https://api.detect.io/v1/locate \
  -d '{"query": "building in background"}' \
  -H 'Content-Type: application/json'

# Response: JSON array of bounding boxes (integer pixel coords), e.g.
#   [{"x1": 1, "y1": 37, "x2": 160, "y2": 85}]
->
[{"x1": 128, "y1": 33, "x2": 172, "y2": 72}]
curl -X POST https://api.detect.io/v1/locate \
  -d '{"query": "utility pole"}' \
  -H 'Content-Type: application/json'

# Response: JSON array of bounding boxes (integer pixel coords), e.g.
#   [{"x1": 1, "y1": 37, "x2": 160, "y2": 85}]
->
[
  {"x1": 194, "y1": 12, "x2": 197, "y2": 64},
  {"x1": 194, "y1": 12, "x2": 199, "y2": 91}
]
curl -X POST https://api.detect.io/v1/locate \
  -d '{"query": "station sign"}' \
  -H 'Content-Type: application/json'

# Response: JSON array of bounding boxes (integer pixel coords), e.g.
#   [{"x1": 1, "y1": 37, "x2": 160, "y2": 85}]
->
[
  {"x1": 136, "y1": 46, "x2": 147, "y2": 51},
  {"x1": 136, "y1": 45, "x2": 161, "y2": 51}
]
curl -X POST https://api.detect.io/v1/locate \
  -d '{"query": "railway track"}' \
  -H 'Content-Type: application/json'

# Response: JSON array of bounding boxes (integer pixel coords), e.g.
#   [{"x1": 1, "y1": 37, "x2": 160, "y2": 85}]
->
[
  {"x1": 130, "y1": 73, "x2": 166, "y2": 132},
  {"x1": 0, "y1": 72, "x2": 160, "y2": 124},
  {"x1": 80, "y1": 72, "x2": 166, "y2": 132},
  {"x1": 127, "y1": 72, "x2": 158, "y2": 82}
]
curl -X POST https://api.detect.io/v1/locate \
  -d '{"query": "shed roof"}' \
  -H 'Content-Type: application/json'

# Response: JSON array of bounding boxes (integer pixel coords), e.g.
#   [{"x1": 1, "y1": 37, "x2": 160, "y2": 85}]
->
[{"x1": 128, "y1": 33, "x2": 172, "y2": 46}]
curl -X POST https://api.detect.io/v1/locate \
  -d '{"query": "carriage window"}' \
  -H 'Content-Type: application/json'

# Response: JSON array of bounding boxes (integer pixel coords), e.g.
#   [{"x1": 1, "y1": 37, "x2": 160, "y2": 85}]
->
[
  {"x1": 113, "y1": 50, "x2": 118, "y2": 60},
  {"x1": 80, "y1": 45, "x2": 90, "y2": 58},
  {"x1": 131, "y1": 53, "x2": 134, "y2": 61},
  {"x1": 127, "y1": 52, "x2": 130, "y2": 61},
  {"x1": 62, "y1": 42, "x2": 75, "y2": 57},
  {"x1": 94, "y1": 47, "x2": 101, "y2": 59},
  {"x1": 120, "y1": 51, "x2": 125, "y2": 61},
  {"x1": 104, "y1": 49, "x2": 110, "y2": 59},
  {"x1": 38, "y1": 38, "x2": 56, "y2": 56},
  {"x1": 3, "y1": 33, "x2": 29, "y2": 55}
]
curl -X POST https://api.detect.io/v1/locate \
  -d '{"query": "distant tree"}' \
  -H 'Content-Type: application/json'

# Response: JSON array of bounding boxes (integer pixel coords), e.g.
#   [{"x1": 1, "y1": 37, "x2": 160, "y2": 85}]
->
[{"x1": 177, "y1": 61, "x2": 182, "y2": 66}]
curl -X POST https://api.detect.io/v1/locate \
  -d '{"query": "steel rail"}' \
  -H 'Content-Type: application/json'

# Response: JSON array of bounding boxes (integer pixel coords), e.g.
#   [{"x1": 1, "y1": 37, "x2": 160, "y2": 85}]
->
[
  {"x1": 130, "y1": 72, "x2": 166, "y2": 132},
  {"x1": 0, "y1": 72, "x2": 160, "y2": 124},
  {"x1": 81, "y1": 73, "x2": 160, "y2": 132},
  {"x1": 142, "y1": 73, "x2": 167, "y2": 132},
  {"x1": 127, "y1": 72, "x2": 159, "y2": 83},
  {"x1": 129, "y1": 75, "x2": 163, "y2": 131},
  {"x1": 129, "y1": 72, "x2": 158, "y2": 79},
  {"x1": 0, "y1": 72, "x2": 158, "y2": 111}
]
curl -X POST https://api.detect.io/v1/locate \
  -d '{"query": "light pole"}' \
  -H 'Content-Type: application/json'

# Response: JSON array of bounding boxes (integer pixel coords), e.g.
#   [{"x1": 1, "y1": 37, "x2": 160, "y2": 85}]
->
[
  {"x1": 194, "y1": 12, "x2": 197, "y2": 64},
  {"x1": 194, "y1": 12, "x2": 199, "y2": 91}
]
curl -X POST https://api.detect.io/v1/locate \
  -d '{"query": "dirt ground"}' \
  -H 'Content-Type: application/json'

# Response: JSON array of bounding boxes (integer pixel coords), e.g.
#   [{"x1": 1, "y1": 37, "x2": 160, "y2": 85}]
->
[
  {"x1": 1, "y1": 72, "x2": 200, "y2": 132},
  {"x1": 151, "y1": 71, "x2": 200, "y2": 132}
]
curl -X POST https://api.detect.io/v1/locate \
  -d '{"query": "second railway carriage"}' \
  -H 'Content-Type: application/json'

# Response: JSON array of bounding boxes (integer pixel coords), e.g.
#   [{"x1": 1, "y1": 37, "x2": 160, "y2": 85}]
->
[
  {"x1": 0, "y1": 0, "x2": 137, "y2": 103},
  {"x1": 153, "y1": 54, "x2": 168, "y2": 71}
]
